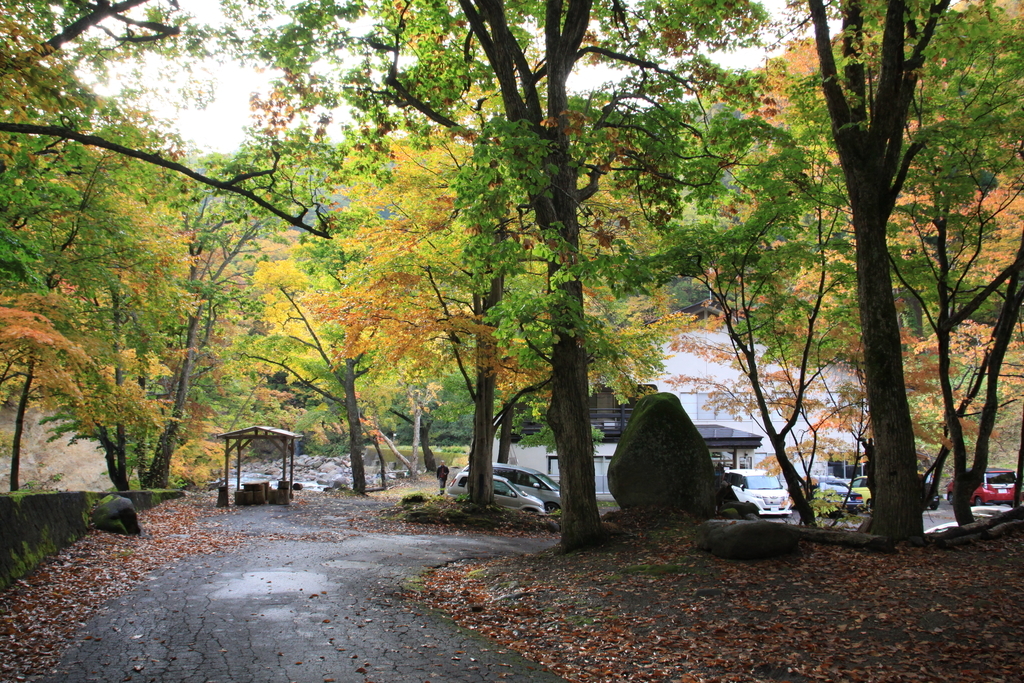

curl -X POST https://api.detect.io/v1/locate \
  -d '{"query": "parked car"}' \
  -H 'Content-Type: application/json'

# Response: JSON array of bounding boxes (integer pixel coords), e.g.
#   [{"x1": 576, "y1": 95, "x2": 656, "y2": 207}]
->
[
  {"x1": 721, "y1": 469, "x2": 792, "y2": 516},
  {"x1": 945, "y1": 468, "x2": 1017, "y2": 506},
  {"x1": 815, "y1": 479, "x2": 864, "y2": 511},
  {"x1": 446, "y1": 473, "x2": 547, "y2": 513},
  {"x1": 493, "y1": 464, "x2": 562, "y2": 512},
  {"x1": 850, "y1": 476, "x2": 871, "y2": 507},
  {"x1": 850, "y1": 475, "x2": 941, "y2": 510},
  {"x1": 452, "y1": 464, "x2": 562, "y2": 512}
]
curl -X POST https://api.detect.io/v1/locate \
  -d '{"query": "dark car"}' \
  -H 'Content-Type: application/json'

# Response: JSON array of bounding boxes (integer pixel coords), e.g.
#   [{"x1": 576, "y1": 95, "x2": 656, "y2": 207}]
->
[
  {"x1": 816, "y1": 479, "x2": 864, "y2": 511},
  {"x1": 946, "y1": 469, "x2": 1017, "y2": 506}
]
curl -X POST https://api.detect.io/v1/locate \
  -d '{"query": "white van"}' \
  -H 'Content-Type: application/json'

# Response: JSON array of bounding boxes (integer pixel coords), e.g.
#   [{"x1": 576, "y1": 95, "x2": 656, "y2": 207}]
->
[{"x1": 722, "y1": 469, "x2": 793, "y2": 516}]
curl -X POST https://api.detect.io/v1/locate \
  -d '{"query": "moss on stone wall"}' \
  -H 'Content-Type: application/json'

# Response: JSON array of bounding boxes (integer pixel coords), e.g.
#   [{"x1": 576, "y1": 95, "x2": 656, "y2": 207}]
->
[{"x1": 0, "y1": 489, "x2": 184, "y2": 590}]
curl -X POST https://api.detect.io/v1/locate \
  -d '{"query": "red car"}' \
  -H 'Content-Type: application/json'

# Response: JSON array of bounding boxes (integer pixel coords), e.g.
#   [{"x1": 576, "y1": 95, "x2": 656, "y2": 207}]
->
[{"x1": 945, "y1": 468, "x2": 1017, "y2": 505}]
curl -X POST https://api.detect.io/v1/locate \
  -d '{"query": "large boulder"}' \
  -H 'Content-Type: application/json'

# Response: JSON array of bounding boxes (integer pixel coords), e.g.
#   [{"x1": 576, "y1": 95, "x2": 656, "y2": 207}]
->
[
  {"x1": 91, "y1": 494, "x2": 141, "y2": 535},
  {"x1": 696, "y1": 520, "x2": 799, "y2": 560},
  {"x1": 607, "y1": 392, "x2": 715, "y2": 517}
]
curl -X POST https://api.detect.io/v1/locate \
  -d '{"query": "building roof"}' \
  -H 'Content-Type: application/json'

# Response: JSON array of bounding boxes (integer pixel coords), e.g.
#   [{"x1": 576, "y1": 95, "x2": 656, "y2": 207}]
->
[{"x1": 695, "y1": 424, "x2": 763, "y2": 449}]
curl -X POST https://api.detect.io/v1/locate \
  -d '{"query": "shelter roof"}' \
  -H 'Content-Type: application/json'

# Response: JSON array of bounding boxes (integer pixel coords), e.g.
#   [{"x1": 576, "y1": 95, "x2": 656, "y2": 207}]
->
[{"x1": 216, "y1": 426, "x2": 302, "y2": 440}]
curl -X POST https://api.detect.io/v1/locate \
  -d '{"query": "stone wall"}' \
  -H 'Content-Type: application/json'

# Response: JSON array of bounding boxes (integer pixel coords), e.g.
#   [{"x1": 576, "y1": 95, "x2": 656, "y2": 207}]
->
[{"x1": 0, "y1": 490, "x2": 184, "y2": 590}]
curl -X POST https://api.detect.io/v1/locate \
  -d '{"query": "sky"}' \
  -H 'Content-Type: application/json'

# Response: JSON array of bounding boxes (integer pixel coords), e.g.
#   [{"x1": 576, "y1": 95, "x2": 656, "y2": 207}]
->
[{"x1": 144, "y1": 1, "x2": 784, "y2": 155}]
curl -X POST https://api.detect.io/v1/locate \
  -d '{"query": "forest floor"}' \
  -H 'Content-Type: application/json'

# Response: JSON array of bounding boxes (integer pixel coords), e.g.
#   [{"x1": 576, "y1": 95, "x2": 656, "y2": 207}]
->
[
  {"x1": 413, "y1": 506, "x2": 1024, "y2": 683},
  {"x1": 2, "y1": 482, "x2": 1022, "y2": 683}
]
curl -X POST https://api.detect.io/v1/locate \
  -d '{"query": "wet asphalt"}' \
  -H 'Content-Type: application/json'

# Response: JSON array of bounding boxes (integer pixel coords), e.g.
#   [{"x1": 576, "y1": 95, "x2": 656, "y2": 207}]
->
[{"x1": 38, "y1": 496, "x2": 565, "y2": 683}]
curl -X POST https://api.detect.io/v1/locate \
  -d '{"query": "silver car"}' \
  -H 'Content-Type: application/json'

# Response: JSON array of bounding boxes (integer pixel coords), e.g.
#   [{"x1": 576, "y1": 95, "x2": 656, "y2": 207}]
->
[
  {"x1": 446, "y1": 474, "x2": 546, "y2": 513},
  {"x1": 453, "y1": 464, "x2": 562, "y2": 512}
]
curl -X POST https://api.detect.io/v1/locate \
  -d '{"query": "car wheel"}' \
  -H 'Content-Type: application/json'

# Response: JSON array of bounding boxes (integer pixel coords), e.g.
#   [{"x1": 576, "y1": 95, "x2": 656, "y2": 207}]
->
[
  {"x1": 946, "y1": 491, "x2": 953, "y2": 502},
  {"x1": 974, "y1": 496, "x2": 983, "y2": 506},
  {"x1": 544, "y1": 502, "x2": 560, "y2": 513},
  {"x1": 929, "y1": 499, "x2": 939, "y2": 511}
]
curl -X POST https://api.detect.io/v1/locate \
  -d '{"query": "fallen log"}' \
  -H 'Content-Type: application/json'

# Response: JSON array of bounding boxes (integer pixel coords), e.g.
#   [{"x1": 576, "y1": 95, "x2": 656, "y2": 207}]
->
[
  {"x1": 930, "y1": 505, "x2": 1024, "y2": 547},
  {"x1": 935, "y1": 532, "x2": 984, "y2": 549},
  {"x1": 789, "y1": 526, "x2": 896, "y2": 553},
  {"x1": 981, "y1": 518, "x2": 1024, "y2": 540}
]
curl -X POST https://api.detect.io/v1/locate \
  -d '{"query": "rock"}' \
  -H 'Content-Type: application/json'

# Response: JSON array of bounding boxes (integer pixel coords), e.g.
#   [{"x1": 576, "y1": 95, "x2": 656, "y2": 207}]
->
[
  {"x1": 607, "y1": 392, "x2": 715, "y2": 517},
  {"x1": 696, "y1": 520, "x2": 799, "y2": 560},
  {"x1": 91, "y1": 495, "x2": 141, "y2": 535}
]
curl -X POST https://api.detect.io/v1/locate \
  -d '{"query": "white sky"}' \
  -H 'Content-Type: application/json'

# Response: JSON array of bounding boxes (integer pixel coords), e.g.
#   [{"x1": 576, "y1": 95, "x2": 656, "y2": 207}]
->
[{"x1": 134, "y1": 1, "x2": 785, "y2": 154}]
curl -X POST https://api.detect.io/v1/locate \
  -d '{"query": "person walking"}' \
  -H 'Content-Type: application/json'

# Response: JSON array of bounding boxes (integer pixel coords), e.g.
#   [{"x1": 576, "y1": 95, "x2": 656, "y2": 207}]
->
[{"x1": 436, "y1": 461, "x2": 450, "y2": 494}]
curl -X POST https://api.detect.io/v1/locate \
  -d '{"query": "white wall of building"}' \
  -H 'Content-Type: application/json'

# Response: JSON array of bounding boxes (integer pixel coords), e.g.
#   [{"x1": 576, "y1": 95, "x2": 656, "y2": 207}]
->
[{"x1": 499, "y1": 335, "x2": 858, "y2": 489}]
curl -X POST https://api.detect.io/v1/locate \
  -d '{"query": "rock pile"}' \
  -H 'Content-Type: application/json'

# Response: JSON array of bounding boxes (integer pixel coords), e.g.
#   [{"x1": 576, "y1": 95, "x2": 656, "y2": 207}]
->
[{"x1": 210, "y1": 453, "x2": 413, "y2": 491}]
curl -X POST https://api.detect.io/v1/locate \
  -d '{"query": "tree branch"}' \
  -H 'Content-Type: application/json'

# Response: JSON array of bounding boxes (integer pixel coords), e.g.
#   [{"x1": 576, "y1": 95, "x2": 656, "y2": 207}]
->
[{"x1": 0, "y1": 123, "x2": 333, "y2": 238}]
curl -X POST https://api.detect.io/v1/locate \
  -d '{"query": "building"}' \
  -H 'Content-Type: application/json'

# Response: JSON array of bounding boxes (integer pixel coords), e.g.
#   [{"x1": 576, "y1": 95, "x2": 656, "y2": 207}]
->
[{"x1": 502, "y1": 319, "x2": 857, "y2": 496}]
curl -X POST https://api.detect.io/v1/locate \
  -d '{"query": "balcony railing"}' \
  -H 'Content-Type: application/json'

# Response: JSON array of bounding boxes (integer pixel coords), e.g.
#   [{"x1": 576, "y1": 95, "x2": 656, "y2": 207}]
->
[{"x1": 514, "y1": 406, "x2": 633, "y2": 441}]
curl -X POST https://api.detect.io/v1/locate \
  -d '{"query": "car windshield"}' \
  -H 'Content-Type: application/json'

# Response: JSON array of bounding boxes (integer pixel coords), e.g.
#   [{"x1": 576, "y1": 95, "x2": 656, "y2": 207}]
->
[
  {"x1": 493, "y1": 480, "x2": 514, "y2": 496},
  {"x1": 987, "y1": 472, "x2": 1015, "y2": 485},
  {"x1": 746, "y1": 475, "x2": 783, "y2": 490},
  {"x1": 531, "y1": 472, "x2": 560, "y2": 491}
]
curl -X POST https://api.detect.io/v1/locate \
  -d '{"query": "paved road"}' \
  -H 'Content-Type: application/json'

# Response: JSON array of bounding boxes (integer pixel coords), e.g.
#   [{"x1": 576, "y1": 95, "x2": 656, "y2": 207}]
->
[{"x1": 40, "y1": 498, "x2": 565, "y2": 683}]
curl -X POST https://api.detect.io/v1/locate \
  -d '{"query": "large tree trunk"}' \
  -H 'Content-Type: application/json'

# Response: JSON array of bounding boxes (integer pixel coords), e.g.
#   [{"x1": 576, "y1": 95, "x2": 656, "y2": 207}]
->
[
  {"x1": 9, "y1": 364, "x2": 33, "y2": 492},
  {"x1": 850, "y1": 202, "x2": 923, "y2": 538},
  {"x1": 344, "y1": 357, "x2": 366, "y2": 494},
  {"x1": 806, "y1": 0, "x2": 953, "y2": 539},
  {"x1": 547, "y1": 319, "x2": 603, "y2": 550},
  {"x1": 538, "y1": 30, "x2": 604, "y2": 551},
  {"x1": 467, "y1": 278, "x2": 502, "y2": 505}
]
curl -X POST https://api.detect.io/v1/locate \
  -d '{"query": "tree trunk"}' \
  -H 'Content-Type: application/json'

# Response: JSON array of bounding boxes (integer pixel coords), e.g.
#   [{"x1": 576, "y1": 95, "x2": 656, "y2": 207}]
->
[
  {"x1": 547, "y1": 312, "x2": 603, "y2": 550},
  {"x1": 1015, "y1": 403, "x2": 1024, "y2": 508},
  {"x1": 390, "y1": 408, "x2": 437, "y2": 472},
  {"x1": 410, "y1": 395, "x2": 421, "y2": 473},
  {"x1": 468, "y1": 303, "x2": 497, "y2": 504},
  {"x1": 539, "y1": 57, "x2": 604, "y2": 550},
  {"x1": 344, "y1": 358, "x2": 366, "y2": 494},
  {"x1": 774, "y1": 438, "x2": 816, "y2": 526},
  {"x1": 378, "y1": 430, "x2": 417, "y2": 474},
  {"x1": 143, "y1": 303, "x2": 203, "y2": 489},
  {"x1": 419, "y1": 418, "x2": 436, "y2": 473},
  {"x1": 101, "y1": 291, "x2": 131, "y2": 492},
  {"x1": 96, "y1": 425, "x2": 131, "y2": 492},
  {"x1": 850, "y1": 202, "x2": 923, "y2": 538},
  {"x1": 467, "y1": 275, "x2": 503, "y2": 505},
  {"x1": 9, "y1": 364, "x2": 33, "y2": 492},
  {"x1": 496, "y1": 403, "x2": 514, "y2": 464},
  {"x1": 806, "y1": 0, "x2": 953, "y2": 540},
  {"x1": 372, "y1": 437, "x2": 387, "y2": 489}
]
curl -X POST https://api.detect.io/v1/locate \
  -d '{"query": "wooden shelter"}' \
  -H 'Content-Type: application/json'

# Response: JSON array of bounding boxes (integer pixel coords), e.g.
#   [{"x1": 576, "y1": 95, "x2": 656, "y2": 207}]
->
[{"x1": 216, "y1": 426, "x2": 302, "y2": 506}]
